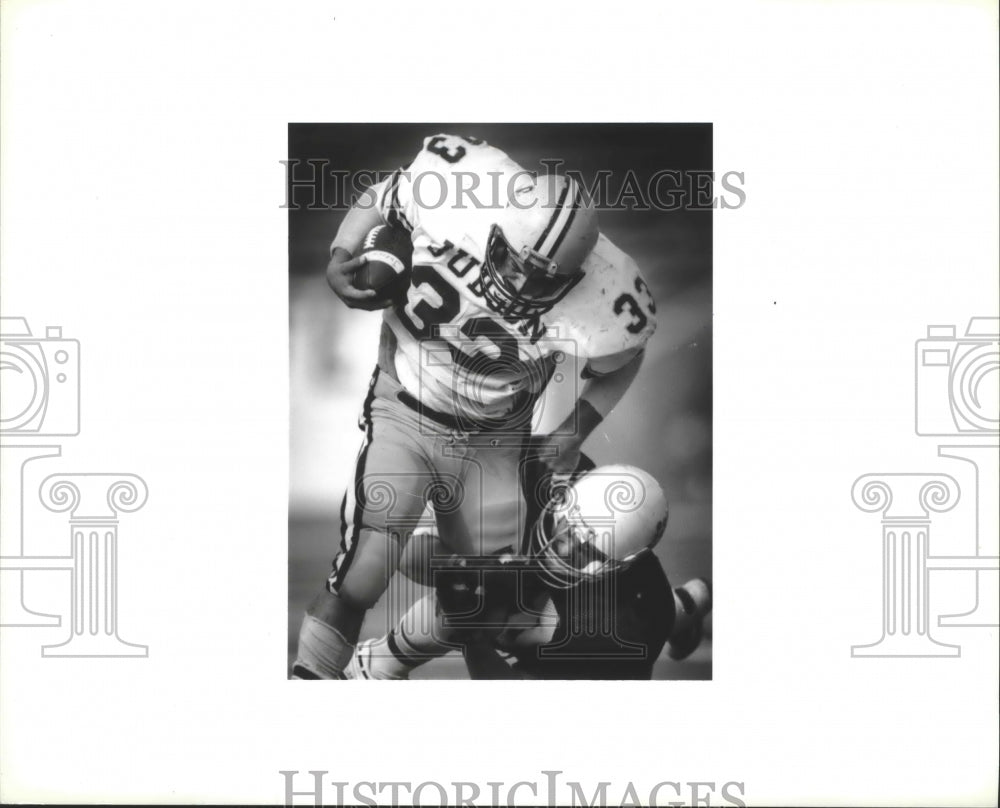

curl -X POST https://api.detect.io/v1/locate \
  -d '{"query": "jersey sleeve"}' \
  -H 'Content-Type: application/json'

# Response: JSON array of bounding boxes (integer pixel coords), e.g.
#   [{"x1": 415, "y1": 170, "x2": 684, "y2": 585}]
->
[
  {"x1": 555, "y1": 234, "x2": 658, "y2": 365},
  {"x1": 583, "y1": 345, "x2": 644, "y2": 377}
]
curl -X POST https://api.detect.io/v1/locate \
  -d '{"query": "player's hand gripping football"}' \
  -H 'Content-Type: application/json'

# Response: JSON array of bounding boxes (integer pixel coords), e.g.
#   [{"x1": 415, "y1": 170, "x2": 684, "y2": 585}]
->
[{"x1": 325, "y1": 248, "x2": 391, "y2": 311}]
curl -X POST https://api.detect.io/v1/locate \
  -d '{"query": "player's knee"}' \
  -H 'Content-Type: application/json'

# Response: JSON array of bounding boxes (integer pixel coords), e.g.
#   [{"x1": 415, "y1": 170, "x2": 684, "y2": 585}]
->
[
  {"x1": 326, "y1": 569, "x2": 385, "y2": 612},
  {"x1": 328, "y1": 528, "x2": 401, "y2": 609}
]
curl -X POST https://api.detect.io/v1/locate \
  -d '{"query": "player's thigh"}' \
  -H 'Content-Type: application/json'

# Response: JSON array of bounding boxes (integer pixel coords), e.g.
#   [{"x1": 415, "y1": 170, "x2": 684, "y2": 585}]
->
[
  {"x1": 434, "y1": 441, "x2": 525, "y2": 556},
  {"x1": 329, "y1": 407, "x2": 436, "y2": 605}
]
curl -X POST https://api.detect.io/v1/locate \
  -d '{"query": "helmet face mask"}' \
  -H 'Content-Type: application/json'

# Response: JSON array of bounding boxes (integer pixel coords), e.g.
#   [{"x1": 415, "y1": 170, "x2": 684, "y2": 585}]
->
[
  {"x1": 480, "y1": 174, "x2": 599, "y2": 320},
  {"x1": 481, "y1": 224, "x2": 584, "y2": 319},
  {"x1": 527, "y1": 465, "x2": 668, "y2": 590},
  {"x1": 530, "y1": 499, "x2": 625, "y2": 589}
]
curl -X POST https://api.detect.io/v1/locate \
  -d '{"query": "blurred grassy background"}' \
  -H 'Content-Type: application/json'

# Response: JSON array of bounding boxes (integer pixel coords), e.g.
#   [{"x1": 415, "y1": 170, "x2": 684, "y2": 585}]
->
[{"x1": 288, "y1": 124, "x2": 712, "y2": 678}]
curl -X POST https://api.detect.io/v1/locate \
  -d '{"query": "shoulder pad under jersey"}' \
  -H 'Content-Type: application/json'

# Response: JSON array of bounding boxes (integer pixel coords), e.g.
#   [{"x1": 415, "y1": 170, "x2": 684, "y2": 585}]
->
[
  {"x1": 544, "y1": 233, "x2": 657, "y2": 362},
  {"x1": 380, "y1": 134, "x2": 529, "y2": 250}
]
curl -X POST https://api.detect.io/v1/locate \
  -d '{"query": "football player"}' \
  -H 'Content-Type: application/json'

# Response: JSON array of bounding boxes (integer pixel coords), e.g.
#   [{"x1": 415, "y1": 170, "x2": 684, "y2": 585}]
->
[
  {"x1": 293, "y1": 134, "x2": 658, "y2": 680},
  {"x1": 346, "y1": 462, "x2": 713, "y2": 680}
]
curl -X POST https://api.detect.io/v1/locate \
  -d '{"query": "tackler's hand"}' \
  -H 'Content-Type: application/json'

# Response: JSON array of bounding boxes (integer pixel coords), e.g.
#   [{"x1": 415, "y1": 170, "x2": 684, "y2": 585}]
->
[{"x1": 537, "y1": 432, "x2": 583, "y2": 478}]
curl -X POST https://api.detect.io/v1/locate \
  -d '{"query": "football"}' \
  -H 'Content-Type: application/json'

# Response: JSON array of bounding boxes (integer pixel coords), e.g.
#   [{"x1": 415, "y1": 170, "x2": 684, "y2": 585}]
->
[{"x1": 355, "y1": 224, "x2": 412, "y2": 302}]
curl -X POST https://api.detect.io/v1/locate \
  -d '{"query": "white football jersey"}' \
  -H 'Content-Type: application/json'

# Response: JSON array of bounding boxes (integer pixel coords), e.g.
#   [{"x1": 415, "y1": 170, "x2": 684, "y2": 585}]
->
[{"x1": 369, "y1": 134, "x2": 656, "y2": 425}]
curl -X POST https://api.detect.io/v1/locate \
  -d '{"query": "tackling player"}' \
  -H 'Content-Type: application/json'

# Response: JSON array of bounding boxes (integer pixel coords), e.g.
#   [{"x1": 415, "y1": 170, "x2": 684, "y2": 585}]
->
[
  {"x1": 346, "y1": 461, "x2": 713, "y2": 680},
  {"x1": 292, "y1": 134, "x2": 658, "y2": 680}
]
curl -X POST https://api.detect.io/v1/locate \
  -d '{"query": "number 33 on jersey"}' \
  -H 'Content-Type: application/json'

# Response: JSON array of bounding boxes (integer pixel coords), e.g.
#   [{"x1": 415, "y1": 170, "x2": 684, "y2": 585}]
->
[{"x1": 363, "y1": 133, "x2": 657, "y2": 424}]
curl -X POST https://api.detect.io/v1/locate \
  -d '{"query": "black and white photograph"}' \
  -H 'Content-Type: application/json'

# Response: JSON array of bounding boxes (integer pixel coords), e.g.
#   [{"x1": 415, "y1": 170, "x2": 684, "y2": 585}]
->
[
  {"x1": 287, "y1": 124, "x2": 714, "y2": 680},
  {"x1": 2, "y1": 1, "x2": 997, "y2": 805}
]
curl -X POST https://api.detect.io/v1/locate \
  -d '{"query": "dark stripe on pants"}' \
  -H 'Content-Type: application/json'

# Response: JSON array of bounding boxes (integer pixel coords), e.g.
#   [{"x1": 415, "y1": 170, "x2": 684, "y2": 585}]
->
[{"x1": 329, "y1": 367, "x2": 380, "y2": 592}]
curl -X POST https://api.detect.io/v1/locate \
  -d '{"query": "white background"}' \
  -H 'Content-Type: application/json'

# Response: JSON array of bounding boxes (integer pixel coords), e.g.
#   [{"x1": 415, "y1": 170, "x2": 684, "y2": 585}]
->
[{"x1": 1, "y1": 0, "x2": 997, "y2": 805}]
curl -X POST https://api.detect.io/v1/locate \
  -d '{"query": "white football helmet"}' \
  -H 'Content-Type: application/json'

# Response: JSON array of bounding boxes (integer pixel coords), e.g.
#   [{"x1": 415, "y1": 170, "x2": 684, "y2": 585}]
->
[
  {"x1": 481, "y1": 173, "x2": 599, "y2": 319},
  {"x1": 527, "y1": 464, "x2": 668, "y2": 589}
]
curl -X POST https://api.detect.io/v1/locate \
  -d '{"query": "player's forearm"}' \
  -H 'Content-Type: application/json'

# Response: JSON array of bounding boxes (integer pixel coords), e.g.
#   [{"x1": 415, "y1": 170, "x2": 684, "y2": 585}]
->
[
  {"x1": 560, "y1": 350, "x2": 645, "y2": 442},
  {"x1": 329, "y1": 187, "x2": 383, "y2": 256}
]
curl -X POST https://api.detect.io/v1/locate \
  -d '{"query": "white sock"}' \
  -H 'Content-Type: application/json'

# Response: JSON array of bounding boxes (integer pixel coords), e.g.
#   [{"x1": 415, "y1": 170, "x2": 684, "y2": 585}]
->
[{"x1": 362, "y1": 629, "x2": 433, "y2": 679}]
